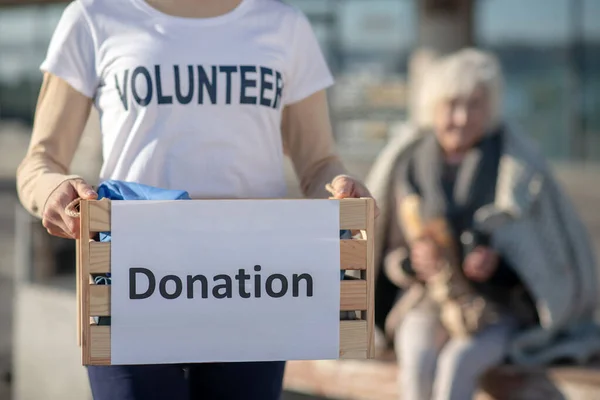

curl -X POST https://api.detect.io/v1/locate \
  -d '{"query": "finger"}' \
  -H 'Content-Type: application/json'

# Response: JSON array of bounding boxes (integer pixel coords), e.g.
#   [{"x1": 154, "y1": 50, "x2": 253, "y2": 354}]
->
[
  {"x1": 413, "y1": 251, "x2": 436, "y2": 264},
  {"x1": 418, "y1": 269, "x2": 436, "y2": 281},
  {"x1": 467, "y1": 269, "x2": 483, "y2": 279},
  {"x1": 463, "y1": 263, "x2": 478, "y2": 277},
  {"x1": 60, "y1": 213, "x2": 81, "y2": 239},
  {"x1": 42, "y1": 206, "x2": 65, "y2": 231},
  {"x1": 43, "y1": 216, "x2": 73, "y2": 239},
  {"x1": 44, "y1": 198, "x2": 78, "y2": 239},
  {"x1": 46, "y1": 226, "x2": 75, "y2": 239},
  {"x1": 413, "y1": 240, "x2": 433, "y2": 252},
  {"x1": 468, "y1": 267, "x2": 488, "y2": 281},
  {"x1": 72, "y1": 180, "x2": 98, "y2": 200},
  {"x1": 329, "y1": 176, "x2": 355, "y2": 199},
  {"x1": 411, "y1": 253, "x2": 430, "y2": 265}
]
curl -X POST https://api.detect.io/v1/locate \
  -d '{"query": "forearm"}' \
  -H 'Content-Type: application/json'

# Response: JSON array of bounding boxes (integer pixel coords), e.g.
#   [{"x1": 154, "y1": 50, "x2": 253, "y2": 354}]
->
[
  {"x1": 17, "y1": 153, "x2": 81, "y2": 219},
  {"x1": 281, "y1": 90, "x2": 350, "y2": 199},
  {"x1": 16, "y1": 73, "x2": 91, "y2": 218},
  {"x1": 299, "y1": 154, "x2": 348, "y2": 199}
]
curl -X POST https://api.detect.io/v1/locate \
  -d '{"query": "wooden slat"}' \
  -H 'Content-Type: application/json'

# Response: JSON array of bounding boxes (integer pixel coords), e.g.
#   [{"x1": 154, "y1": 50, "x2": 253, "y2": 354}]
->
[
  {"x1": 89, "y1": 320, "x2": 367, "y2": 363},
  {"x1": 76, "y1": 238, "x2": 81, "y2": 347},
  {"x1": 339, "y1": 320, "x2": 368, "y2": 359},
  {"x1": 340, "y1": 280, "x2": 367, "y2": 311},
  {"x1": 89, "y1": 198, "x2": 111, "y2": 232},
  {"x1": 339, "y1": 198, "x2": 367, "y2": 230},
  {"x1": 80, "y1": 201, "x2": 91, "y2": 365},
  {"x1": 364, "y1": 198, "x2": 376, "y2": 358},
  {"x1": 90, "y1": 285, "x2": 110, "y2": 316},
  {"x1": 89, "y1": 197, "x2": 364, "y2": 231},
  {"x1": 87, "y1": 239, "x2": 366, "y2": 274},
  {"x1": 89, "y1": 325, "x2": 111, "y2": 365},
  {"x1": 88, "y1": 279, "x2": 367, "y2": 317},
  {"x1": 89, "y1": 242, "x2": 111, "y2": 273},
  {"x1": 340, "y1": 239, "x2": 367, "y2": 270}
]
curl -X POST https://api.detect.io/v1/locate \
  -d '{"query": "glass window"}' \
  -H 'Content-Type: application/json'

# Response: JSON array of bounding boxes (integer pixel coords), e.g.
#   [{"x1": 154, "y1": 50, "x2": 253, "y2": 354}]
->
[
  {"x1": 582, "y1": 0, "x2": 600, "y2": 160},
  {"x1": 286, "y1": 0, "x2": 416, "y2": 157},
  {"x1": 476, "y1": 0, "x2": 600, "y2": 162},
  {"x1": 0, "y1": 4, "x2": 67, "y2": 124},
  {"x1": 475, "y1": 0, "x2": 573, "y2": 161}
]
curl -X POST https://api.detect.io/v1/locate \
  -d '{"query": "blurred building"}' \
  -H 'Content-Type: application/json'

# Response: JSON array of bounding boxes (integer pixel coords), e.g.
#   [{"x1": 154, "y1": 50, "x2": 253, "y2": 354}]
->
[{"x1": 0, "y1": 0, "x2": 599, "y2": 162}]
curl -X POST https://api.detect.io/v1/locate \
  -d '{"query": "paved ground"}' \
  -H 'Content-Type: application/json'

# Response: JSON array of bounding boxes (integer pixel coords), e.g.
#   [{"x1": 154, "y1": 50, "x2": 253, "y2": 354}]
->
[{"x1": 0, "y1": 125, "x2": 599, "y2": 400}]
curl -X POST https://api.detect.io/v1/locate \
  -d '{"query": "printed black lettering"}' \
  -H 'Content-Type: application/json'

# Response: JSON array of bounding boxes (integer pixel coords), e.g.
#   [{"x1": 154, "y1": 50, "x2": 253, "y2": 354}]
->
[
  {"x1": 254, "y1": 265, "x2": 262, "y2": 298},
  {"x1": 219, "y1": 65, "x2": 238, "y2": 104},
  {"x1": 174, "y1": 65, "x2": 194, "y2": 104},
  {"x1": 292, "y1": 273, "x2": 313, "y2": 297},
  {"x1": 115, "y1": 69, "x2": 129, "y2": 111},
  {"x1": 129, "y1": 267, "x2": 156, "y2": 299},
  {"x1": 272, "y1": 71, "x2": 284, "y2": 109},
  {"x1": 198, "y1": 65, "x2": 217, "y2": 104},
  {"x1": 154, "y1": 65, "x2": 173, "y2": 105},
  {"x1": 119, "y1": 64, "x2": 283, "y2": 108},
  {"x1": 240, "y1": 65, "x2": 257, "y2": 105},
  {"x1": 159, "y1": 275, "x2": 183, "y2": 299},
  {"x1": 259, "y1": 67, "x2": 273, "y2": 107},
  {"x1": 187, "y1": 274, "x2": 208, "y2": 298},
  {"x1": 128, "y1": 267, "x2": 313, "y2": 300},
  {"x1": 213, "y1": 274, "x2": 233, "y2": 299},
  {"x1": 266, "y1": 274, "x2": 288, "y2": 298},
  {"x1": 131, "y1": 66, "x2": 153, "y2": 106},
  {"x1": 235, "y1": 268, "x2": 251, "y2": 298}
]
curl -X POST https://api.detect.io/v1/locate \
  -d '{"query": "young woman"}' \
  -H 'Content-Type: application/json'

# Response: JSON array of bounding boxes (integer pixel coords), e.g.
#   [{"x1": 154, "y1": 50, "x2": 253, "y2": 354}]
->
[{"x1": 16, "y1": 0, "x2": 375, "y2": 398}]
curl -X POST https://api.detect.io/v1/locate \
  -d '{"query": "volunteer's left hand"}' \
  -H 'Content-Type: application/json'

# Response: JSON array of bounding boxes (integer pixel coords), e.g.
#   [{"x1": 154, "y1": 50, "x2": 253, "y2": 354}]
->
[{"x1": 326, "y1": 175, "x2": 379, "y2": 218}]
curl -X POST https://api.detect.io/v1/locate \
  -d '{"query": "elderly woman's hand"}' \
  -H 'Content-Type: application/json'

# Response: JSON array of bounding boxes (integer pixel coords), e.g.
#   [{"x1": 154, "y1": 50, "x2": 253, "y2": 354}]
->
[
  {"x1": 463, "y1": 246, "x2": 499, "y2": 282},
  {"x1": 326, "y1": 175, "x2": 379, "y2": 217},
  {"x1": 410, "y1": 238, "x2": 443, "y2": 281}
]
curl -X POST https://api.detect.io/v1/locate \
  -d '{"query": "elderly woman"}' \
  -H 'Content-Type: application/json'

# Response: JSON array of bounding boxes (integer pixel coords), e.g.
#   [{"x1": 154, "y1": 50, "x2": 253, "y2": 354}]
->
[{"x1": 366, "y1": 48, "x2": 599, "y2": 400}]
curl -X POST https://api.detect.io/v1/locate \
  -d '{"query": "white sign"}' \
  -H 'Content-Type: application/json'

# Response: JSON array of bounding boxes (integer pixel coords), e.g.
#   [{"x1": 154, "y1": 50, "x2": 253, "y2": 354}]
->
[{"x1": 110, "y1": 199, "x2": 341, "y2": 365}]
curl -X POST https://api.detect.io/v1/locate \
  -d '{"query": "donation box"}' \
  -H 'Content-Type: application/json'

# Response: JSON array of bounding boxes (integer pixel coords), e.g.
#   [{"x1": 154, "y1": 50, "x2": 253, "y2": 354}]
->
[{"x1": 75, "y1": 198, "x2": 375, "y2": 366}]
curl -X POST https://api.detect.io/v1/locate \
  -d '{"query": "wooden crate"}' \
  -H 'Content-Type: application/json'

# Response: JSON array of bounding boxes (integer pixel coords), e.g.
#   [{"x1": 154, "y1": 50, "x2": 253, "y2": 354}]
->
[{"x1": 76, "y1": 198, "x2": 375, "y2": 366}]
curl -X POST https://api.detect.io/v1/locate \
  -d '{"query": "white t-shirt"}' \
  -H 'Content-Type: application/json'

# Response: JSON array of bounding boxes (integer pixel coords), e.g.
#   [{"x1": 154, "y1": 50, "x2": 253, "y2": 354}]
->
[{"x1": 41, "y1": 0, "x2": 334, "y2": 199}]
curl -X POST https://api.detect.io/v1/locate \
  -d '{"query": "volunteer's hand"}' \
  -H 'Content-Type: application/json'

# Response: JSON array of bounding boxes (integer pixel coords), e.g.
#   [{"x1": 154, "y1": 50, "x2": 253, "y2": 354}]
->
[
  {"x1": 326, "y1": 175, "x2": 380, "y2": 217},
  {"x1": 410, "y1": 238, "x2": 443, "y2": 281},
  {"x1": 42, "y1": 178, "x2": 97, "y2": 239},
  {"x1": 463, "y1": 246, "x2": 499, "y2": 282}
]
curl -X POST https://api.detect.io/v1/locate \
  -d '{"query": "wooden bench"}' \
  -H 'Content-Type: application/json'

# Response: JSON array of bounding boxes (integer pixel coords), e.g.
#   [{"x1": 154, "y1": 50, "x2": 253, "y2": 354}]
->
[{"x1": 283, "y1": 350, "x2": 600, "y2": 400}]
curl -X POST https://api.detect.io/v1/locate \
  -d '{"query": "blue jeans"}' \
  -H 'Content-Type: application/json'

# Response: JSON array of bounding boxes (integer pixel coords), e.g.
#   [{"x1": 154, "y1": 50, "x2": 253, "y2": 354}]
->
[{"x1": 87, "y1": 361, "x2": 286, "y2": 400}]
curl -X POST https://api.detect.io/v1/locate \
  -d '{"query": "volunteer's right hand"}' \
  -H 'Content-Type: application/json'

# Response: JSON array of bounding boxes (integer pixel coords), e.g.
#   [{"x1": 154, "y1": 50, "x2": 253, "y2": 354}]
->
[
  {"x1": 410, "y1": 238, "x2": 443, "y2": 281},
  {"x1": 42, "y1": 178, "x2": 97, "y2": 239}
]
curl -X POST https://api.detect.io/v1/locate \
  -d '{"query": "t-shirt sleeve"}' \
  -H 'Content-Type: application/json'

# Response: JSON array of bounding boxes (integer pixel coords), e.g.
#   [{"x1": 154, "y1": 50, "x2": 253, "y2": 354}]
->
[
  {"x1": 283, "y1": 11, "x2": 335, "y2": 105},
  {"x1": 40, "y1": 1, "x2": 98, "y2": 99}
]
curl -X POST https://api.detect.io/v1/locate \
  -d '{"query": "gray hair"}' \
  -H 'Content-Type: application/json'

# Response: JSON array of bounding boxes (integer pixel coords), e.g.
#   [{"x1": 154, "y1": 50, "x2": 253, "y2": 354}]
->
[{"x1": 415, "y1": 48, "x2": 504, "y2": 131}]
